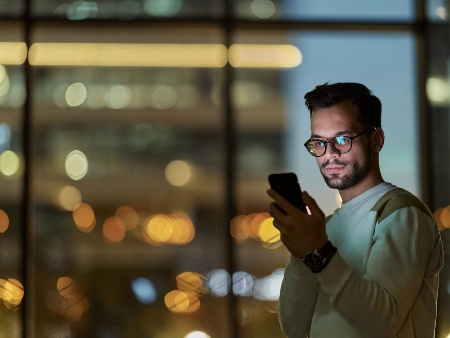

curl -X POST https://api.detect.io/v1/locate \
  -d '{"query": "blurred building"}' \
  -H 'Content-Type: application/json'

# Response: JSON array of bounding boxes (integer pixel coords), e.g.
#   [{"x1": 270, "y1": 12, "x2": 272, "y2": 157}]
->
[{"x1": 0, "y1": 0, "x2": 449, "y2": 337}]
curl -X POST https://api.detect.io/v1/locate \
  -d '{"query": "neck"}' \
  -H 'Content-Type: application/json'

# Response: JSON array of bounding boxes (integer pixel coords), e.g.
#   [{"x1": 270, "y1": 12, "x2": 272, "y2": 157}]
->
[{"x1": 339, "y1": 171, "x2": 384, "y2": 203}]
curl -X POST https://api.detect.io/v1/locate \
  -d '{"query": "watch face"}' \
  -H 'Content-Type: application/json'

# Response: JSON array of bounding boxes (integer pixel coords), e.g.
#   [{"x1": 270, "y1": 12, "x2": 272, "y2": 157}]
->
[{"x1": 304, "y1": 252, "x2": 324, "y2": 272}]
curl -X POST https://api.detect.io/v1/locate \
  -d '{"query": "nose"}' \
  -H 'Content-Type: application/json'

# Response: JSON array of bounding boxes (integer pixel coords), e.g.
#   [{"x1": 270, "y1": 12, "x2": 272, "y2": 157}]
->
[{"x1": 324, "y1": 141, "x2": 340, "y2": 159}]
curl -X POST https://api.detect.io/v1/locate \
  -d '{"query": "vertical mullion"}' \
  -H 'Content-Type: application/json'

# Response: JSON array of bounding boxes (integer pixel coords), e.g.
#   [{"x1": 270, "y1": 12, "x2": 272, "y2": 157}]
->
[
  {"x1": 224, "y1": 0, "x2": 238, "y2": 337},
  {"x1": 415, "y1": 0, "x2": 431, "y2": 207},
  {"x1": 22, "y1": 0, "x2": 35, "y2": 336}
]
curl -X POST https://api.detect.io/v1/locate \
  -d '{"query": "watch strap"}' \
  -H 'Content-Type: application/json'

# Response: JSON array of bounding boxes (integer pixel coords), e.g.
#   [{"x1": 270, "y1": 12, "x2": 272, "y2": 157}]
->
[{"x1": 303, "y1": 240, "x2": 337, "y2": 273}]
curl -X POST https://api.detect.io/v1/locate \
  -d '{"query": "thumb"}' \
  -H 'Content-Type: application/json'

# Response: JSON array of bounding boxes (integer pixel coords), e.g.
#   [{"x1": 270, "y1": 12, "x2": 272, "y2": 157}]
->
[{"x1": 302, "y1": 191, "x2": 324, "y2": 218}]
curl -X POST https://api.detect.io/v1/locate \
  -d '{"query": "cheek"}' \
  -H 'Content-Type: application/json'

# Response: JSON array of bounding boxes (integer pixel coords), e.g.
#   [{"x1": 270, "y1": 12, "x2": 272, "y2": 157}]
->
[{"x1": 316, "y1": 158, "x2": 326, "y2": 168}]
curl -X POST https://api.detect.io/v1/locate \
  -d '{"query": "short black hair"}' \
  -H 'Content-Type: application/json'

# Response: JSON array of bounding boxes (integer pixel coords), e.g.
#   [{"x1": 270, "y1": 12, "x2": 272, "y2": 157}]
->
[{"x1": 304, "y1": 82, "x2": 382, "y2": 128}]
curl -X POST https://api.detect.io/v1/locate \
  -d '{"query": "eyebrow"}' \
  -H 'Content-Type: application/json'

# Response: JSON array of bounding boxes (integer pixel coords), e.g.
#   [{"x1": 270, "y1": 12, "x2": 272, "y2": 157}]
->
[{"x1": 310, "y1": 130, "x2": 354, "y2": 139}]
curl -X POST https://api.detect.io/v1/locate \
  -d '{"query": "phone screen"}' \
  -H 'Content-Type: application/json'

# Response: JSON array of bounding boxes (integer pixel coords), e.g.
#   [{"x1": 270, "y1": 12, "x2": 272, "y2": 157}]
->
[{"x1": 268, "y1": 173, "x2": 307, "y2": 213}]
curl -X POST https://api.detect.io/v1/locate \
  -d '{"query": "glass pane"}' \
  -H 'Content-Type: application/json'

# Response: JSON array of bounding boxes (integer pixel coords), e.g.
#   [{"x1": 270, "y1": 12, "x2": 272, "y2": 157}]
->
[
  {"x1": 234, "y1": 29, "x2": 419, "y2": 335},
  {"x1": 426, "y1": 0, "x2": 449, "y2": 22},
  {"x1": 426, "y1": 27, "x2": 450, "y2": 338},
  {"x1": 0, "y1": 24, "x2": 25, "y2": 336},
  {"x1": 235, "y1": 0, "x2": 415, "y2": 21},
  {"x1": 32, "y1": 0, "x2": 223, "y2": 20},
  {"x1": 31, "y1": 25, "x2": 229, "y2": 337},
  {"x1": 0, "y1": 0, "x2": 23, "y2": 17}
]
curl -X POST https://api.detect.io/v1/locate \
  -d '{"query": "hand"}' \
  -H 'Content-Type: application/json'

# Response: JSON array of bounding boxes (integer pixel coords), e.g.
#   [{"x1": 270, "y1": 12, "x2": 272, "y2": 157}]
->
[{"x1": 267, "y1": 189, "x2": 328, "y2": 259}]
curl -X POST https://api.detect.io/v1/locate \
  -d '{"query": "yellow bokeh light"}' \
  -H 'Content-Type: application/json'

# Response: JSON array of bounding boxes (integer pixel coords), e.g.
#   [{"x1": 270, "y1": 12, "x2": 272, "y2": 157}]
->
[
  {"x1": 0, "y1": 42, "x2": 27, "y2": 65},
  {"x1": 258, "y1": 217, "x2": 280, "y2": 243},
  {"x1": 0, "y1": 209, "x2": 9, "y2": 233},
  {"x1": 65, "y1": 150, "x2": 88, "y2": 180},
  {"x1": 0, "y1": 279, "x2": 14, "y2": 301},
  {"x1": 165, "y1": 160, "x2": 192, "y2": 187},
  {"x1": 164, "y1": 290, "x2": 200, "y2": 314},
  {"x1": 169, "y1": 212, "x2": 195, "y2": 245},
  {"x1": 29, "y1": 43, "x2": 228, "y2": 67},
  {"x1": 146, "y1": 214, "x2": 174, "y2": 243},
  {"x1": 176, "y1": 272, "x2": 206, "y2": 295},
  {"x1": 0, "y1": 278, "x2": 23, "y2": 310},
  {"x1": 251, "y1": 212, "x2": 270, "y2": 237},
  {"x1": 59, "y1": 185, "x2": 82, "y2": 211},
  {"x1": 229, "y1": 44, "x2": 302, "y2": 68},
  {"x1": 0, "y1": 150, "x2": 20, "y2": 177},
  {"x1": 73, "y1": 203, "x2": 96, "y2": 233}
]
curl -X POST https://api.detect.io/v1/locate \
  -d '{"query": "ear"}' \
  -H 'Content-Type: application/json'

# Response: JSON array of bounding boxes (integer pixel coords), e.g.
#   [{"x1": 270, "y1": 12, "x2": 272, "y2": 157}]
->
[{"x1": 372, "y1": 128, "x2": 384, "y2": 154}]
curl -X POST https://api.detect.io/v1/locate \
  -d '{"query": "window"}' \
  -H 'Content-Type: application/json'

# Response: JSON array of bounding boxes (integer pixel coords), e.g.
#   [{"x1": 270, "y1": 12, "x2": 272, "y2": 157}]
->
[{"x1": 0, "y1": 0, "x2": 448, "y2": 337}]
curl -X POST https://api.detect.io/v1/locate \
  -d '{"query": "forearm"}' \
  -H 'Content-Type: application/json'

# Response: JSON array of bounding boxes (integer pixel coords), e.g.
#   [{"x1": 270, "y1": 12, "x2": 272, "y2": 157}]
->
[
  {"x1": 317, "y1": 254, "x2": 409, "y2": 337},
  {"x1": 278, "y1": 256, "x2": 318, "y2": 337}
]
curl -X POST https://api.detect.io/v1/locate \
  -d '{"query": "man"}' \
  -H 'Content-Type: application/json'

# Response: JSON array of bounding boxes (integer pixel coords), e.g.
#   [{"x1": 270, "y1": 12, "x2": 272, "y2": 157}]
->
[{"x1": 267, "y1": 82, "x2": 444, "y2": 338}]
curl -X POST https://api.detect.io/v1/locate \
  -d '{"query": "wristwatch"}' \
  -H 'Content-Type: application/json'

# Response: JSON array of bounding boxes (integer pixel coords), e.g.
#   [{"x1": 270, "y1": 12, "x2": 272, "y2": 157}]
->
[{"x1": 303, "y1": 241, "x2": 337, "y2": 273}]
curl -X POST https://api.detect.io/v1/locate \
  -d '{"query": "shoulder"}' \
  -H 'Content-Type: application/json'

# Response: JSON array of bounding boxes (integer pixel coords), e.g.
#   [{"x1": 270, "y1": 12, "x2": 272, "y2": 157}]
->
[{"x1": 371, "y1": 187, "x2": 433, "y2": 223}]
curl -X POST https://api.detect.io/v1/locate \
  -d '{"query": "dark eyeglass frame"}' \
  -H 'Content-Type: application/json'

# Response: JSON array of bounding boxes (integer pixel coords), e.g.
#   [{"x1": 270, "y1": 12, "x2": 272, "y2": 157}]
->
[{"x1": 303, "y1": 126, "x2": 376, "y2": 157}]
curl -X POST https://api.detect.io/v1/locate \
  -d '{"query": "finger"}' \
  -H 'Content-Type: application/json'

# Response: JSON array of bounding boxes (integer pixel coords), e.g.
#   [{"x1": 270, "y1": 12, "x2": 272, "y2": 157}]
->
[
  {"x1": 268, "y1": 202, "x2": 286, "y2": 220},
  {"x1": 267, "y1": 189, "x2": 297, "y2": 215},
  {"x1": 302, "y1": 191, "x2": 325, "y2": 219}
]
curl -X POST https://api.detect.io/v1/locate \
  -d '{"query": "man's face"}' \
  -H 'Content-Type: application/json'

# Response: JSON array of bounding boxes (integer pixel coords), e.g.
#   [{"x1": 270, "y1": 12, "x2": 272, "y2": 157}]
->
[{"x1": 310, "y1": 100, "x2": 373, "y2": 191}]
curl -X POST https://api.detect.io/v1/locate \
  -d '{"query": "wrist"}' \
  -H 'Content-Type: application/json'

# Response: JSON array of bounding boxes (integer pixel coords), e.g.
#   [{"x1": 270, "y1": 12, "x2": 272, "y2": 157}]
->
[{"x1": 303, "y1": 241, "x2": 337, "y2": 273}]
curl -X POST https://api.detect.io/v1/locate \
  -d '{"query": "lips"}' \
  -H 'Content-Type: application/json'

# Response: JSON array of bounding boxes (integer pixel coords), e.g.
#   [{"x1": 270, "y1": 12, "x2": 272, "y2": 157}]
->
[{"x1": 322, "y1": 162, "x2": 346, "y2": 174}]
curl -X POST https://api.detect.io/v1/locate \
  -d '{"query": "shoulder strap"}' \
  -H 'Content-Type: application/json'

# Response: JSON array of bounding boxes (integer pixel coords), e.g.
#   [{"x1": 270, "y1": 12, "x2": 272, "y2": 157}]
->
[{"x1": 371, "y1": 187, "x2": 432, "y2": 223}]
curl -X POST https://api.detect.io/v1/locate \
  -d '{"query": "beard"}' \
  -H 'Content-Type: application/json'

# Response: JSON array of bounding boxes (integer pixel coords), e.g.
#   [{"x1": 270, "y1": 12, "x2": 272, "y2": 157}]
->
[{"x1": 320, "y1": 147, "x2": 372, "y2": 190}]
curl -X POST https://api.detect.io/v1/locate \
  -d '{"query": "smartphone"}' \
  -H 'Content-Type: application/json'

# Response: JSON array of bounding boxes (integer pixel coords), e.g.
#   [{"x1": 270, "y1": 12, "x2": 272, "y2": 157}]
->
[{"x1": 268, "y1": 172, "x2": 307, "y2": 213}]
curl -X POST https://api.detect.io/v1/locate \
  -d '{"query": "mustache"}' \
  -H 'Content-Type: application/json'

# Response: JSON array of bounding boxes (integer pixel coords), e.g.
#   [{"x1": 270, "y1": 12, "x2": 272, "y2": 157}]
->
[{"x1": 321, "y1": 160, "x2": 348, "y2": 169}]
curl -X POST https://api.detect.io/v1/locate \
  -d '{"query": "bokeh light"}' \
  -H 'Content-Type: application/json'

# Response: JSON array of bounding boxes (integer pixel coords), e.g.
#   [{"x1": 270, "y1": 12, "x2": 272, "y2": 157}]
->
[
  {"x1": 57, "y1": 277, "x2": 89, "y2": 320},
  {"x1": 176, "y1": 272, "x2": 207, "y2": 296},
  {"x1": 150, "y1": 85, "x2": 177, "y2": 109},
  {"x1": 57, "y1": 277, "x2": 79, "y2": 299},
  {"x1": 59, "y1": 185, "x2": 82, "y2": 211},
  {"x1": 250, "y1": 0, "x2": 276, "y2": 18},
  {"x1": 141, "y1": 212, "x2": 195, "y2": 245},
  {"x1": 434, "y1": 206, "x2": 450, "y2": 231},
  {"x1": 65, "y1": 82, "x2": 87, "y2": 107},
  {"x1": 0, "y1": 150, "x2": 20, "y2": 176},
  {"x1": 106, "y1": 85, "x2": 133, "y2": 109},
  {"x1": 0, "y1": 209, "x2": 9, "y2": 233},
  {"x1": 232, "y1": 271, "x2": 254, "y2": 296},
  {"x1": 115, "y1": 206, "x2": 139, "y2": 230},
  {"x1": 73, "y1": 203, "x2": 96, "y2": 233},
  {"x1": 441, "y1": 205, "x2": 450, "y2": 228},
  {"x1": 164, "y1": 290, "x2": 200, "y2": 314},
  {"x1": 426, "y1": 77, "x2": 449, "y2": 106},
  {"x1": 65, "y1": 150, "x2": 88, "y2": 180},
  {"x1": 102, "y1": 217, "x2": 126, "y2": 245},
  {"x1": 0, "y1": 279, "x2": 24, "y2": 310},
  {"x1": 258, "y1": 217, "x2": 279, "y2": 243},
  {"x1": 146, "y1": 214, "x2": 173, "y2": 243},
  {"x1": 131, "y1": 278, "x2": 157, "y2": 304},
  {"x1": 185, "y1": 331, "x2": 211, "y2": 338},
  {"x1": 252, "y1": 269, "x2": 284, "y2": 301},
  {"x1": 207, "y1": 269, "x2": 230, "y2": 297},
  {"x1": 165, "y1": 160, "x2": 192, "y2": 187}
]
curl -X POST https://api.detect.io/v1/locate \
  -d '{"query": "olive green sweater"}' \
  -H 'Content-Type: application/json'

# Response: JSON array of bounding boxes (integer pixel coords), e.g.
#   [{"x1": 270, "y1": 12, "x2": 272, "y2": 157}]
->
[{"x1": 279, "y1": 183, "x2": 444, "y2": 338}]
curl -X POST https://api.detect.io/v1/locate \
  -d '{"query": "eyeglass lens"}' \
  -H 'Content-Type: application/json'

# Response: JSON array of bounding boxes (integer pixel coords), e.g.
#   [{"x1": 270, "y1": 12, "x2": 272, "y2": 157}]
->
[{"x1": 307, "y1": 136, "x2": 352, "y2": 156}]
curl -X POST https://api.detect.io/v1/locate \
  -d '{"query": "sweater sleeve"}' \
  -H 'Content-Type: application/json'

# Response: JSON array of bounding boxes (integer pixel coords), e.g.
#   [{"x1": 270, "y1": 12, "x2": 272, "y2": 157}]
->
[
  {"x1": 317, "y1": 206, "x2": 444, "y2": 338},
  {"x1": 278, "y1": 255, "x2": 318, "y2": 337}
]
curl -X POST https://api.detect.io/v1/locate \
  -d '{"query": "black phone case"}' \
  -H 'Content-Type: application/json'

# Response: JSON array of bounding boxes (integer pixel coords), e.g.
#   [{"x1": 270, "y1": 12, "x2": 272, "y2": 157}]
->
[{"x1": 268, "y1": 173, "x2": 307, "y2": 213}]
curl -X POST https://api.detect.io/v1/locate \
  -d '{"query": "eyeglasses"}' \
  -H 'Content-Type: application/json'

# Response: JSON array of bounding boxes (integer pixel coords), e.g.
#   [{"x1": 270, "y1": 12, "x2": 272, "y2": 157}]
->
[{"x1": 304, "y1": 127, "x2": 376, "y2": 157}]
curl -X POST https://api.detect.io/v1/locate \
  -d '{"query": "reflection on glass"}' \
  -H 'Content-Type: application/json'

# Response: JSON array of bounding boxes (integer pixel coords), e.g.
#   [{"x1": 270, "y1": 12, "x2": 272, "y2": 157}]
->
[{"x1": 32, "y1": 0, "x2": 222, "y2": 19}]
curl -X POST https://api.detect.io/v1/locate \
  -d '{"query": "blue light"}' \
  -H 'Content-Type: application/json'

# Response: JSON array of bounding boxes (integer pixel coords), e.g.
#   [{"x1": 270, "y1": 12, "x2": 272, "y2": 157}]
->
[{"x1": 131, "y1": 278, "x2": 157, "y2": 304}]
